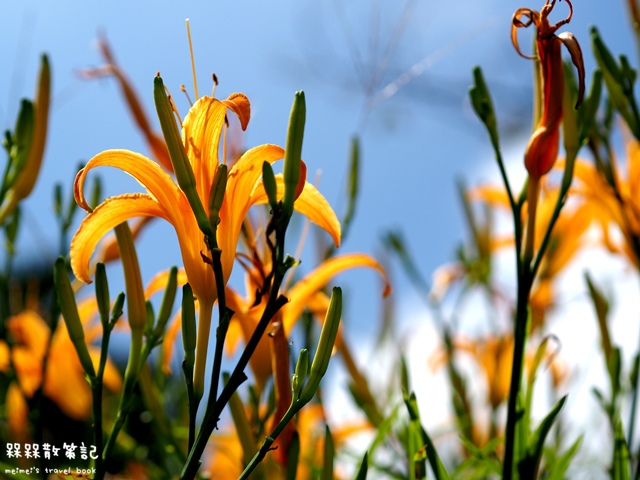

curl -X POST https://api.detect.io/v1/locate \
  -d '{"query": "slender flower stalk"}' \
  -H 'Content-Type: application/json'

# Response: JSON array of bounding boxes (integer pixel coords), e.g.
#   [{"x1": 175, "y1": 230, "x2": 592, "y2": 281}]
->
[{"x1": 503, "y1": 2, "x2": 585, "y2": 478}]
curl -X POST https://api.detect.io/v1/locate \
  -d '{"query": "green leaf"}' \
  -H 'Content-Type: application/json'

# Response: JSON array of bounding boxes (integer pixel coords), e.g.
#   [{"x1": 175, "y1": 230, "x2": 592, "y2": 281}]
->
[
  {"x1": 404, "y1": 392, "x2": 450, "y2": 480},
  {"x1": 322, "y1": 425, "x2": 335, "y2": 480},
  {"x1": 545, "y1": 435, "x2": 582, "y2": 480},
  {"x1": 613, "y1": 416, "x2": 631, "y2": 480},
  {"x1": 518, "y1": 396, "x2": 567, "y2": 480},
  {"x1": 285, "y1": 431, "x2": 300, "y2": 480},
  {"x1": 341, "y1": 135, "x2": 360, "y2": 242},
  {"x1": 354, "y1": 451, "x2": 369, "y2": 480}
]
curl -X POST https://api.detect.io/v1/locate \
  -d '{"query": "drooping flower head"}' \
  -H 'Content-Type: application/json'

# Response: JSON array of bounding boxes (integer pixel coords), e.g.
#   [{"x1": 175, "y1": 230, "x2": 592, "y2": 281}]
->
[{"x1": 512, "y1": 0, "x2": 585, "y2": 178}]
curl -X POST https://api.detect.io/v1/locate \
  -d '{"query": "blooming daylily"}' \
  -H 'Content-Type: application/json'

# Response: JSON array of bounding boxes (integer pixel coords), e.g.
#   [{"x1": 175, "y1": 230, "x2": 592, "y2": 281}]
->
[
  {"x1": 224, "y1": 253, "x2": 390, "y2": 392},
  {"x1": 569, "y1": 137, "x2": 640, "y2": 267},
  {"x1": 0, "y1": 301, "x2": 122, "y2": 436},
  {"x1": 512, "y1": 0, "x2": 585, "y2": 178},
  {"x1": 71, "y1": 91, "x2": 341, "y2": 395}
]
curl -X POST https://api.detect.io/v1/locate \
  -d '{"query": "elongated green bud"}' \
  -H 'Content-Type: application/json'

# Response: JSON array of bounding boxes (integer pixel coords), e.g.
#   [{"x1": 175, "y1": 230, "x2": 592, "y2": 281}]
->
[
  {"x1": 292, "y1": 349, "x2": 309, "y2": 400},
  {"x1": 208, "y1": 164, "x2": 227, "y2": 229},
  {"x1": 0, "y1": 55, "x2": 50, "y2": 224},
  {"x1": 282, "y1": 91, "x2": 306, "y2": 219},
  {"x1": 111, "y1": 292, "x2": 125, "y2": 327},
  {"x1": 14, "y1": 54, "x2": 50, "y2": 200},
  {"x1": 8, "y1": 100, "x2": 35, "y2": 186},
  {"x1": 95, "y1": 263, "x2": 111, "y2": 327},
  {"x1": 115, "y1": 223, "x2": 146, "y2": 331},
  {"x1": 300, "y1": 287, "x2": 342, "y2": 402},
  {"x1": 153, "y1": 75, "x2": 213, "y2": 239},
  {"x1": 181, "y1": 284, "x2": 197, "y2": 369},
  {"x1": 262, "y1": 161, "x2": 278, "y2": 211},
  {"x1": 469, "y1": 67, "x2": 499, "y2": 147},
  {"x1": 54, "y1": 257, "x2": 96, "y2": 379},
  {"x1": 154, "y1": 266, "x2": 178, "y2": 336}
]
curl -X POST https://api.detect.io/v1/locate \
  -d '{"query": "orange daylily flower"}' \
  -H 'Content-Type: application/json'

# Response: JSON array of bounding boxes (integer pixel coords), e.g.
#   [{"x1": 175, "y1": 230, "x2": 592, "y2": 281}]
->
[
  {"x1": 570, "y1": 141, "x2": 640, "y2": 266},
  {"x1": 0, "y1": 302, "x2": 122, "y2": 434},
  {"x1": 432, "y1": 333, "x2": 567, "y2": 410},
  {"x1": 71, "y1": 91, "x2": 340, "y2": 394},
  {"x1": 512, "y1": 0, "x2": 585, "y2": 178},
  {"x1": 225, "y1": 253, "x2": 390, "y2": 392},
  {"x1": 471, "y1": 182, "x2": 593, "y2": 330}
]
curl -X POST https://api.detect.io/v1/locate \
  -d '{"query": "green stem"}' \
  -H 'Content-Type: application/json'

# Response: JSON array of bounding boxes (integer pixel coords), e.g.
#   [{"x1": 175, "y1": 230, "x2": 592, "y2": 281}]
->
[
  {"x1": 91, "y1": 320, "x2": 112, "y2": 480},
  {"x1": 502, "y1": 269, "x2": 532, "y2": 480},
  {"x1": 180, "y1": 277, "x2": 289, "y2": 480},
  {"x1": 102, "y1": 327, "x2": 143, "y2": 460}
]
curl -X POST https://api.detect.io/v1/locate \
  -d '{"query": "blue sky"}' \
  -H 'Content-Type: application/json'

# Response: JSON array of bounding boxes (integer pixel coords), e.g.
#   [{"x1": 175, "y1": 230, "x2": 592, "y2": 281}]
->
[{"x1": 1, "y1": 0, "x2": 637, "y2": 363}]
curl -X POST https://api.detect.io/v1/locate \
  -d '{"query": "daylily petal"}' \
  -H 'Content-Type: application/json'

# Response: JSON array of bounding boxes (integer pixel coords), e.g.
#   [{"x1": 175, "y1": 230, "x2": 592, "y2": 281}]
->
[
  {"x1": 145, "y1": 268, "x2": 189, "y2": 298},
  {"x1": 182, "y1": 96, "x2": 227, "y2": 203},
  {"x1": 224, "y1": 287, "x2": 272, "y2": 390},
  {"x1": 511, "y1": 8, "x2": 538, "y2": 59},
  {"x1": 96, "y1": 217, "x2": 154, "y2": 267},
  {"x1": 75, "y1": 149, "x2": 186, "y2": 221},
  {"x1": 219, "y1": 144, "x2": 285, "y2": 274},
  {"x1": 558, "y1": 32, "x2": 585, "y2": 106},
  {"x1": 252, "y1": 175, "x2": 342, "y2": 248},
  {"x1": 46, "y1": 347, "x2": 92, "y2": 419},
  {"x1": 222, "y1": 93, "x2": 251, "y2": 131},
  {"x1": 70, "y1": 193, "x2": 169, "y2": 283},
  {"x1": 282, "y1": 254, "x2": 390, "y2": 333}
]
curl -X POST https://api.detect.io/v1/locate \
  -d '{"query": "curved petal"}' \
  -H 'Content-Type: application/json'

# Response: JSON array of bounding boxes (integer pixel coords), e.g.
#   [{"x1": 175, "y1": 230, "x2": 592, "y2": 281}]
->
[
  {"x1": 218, "y1": 144, "x2": 285, "y2": 275},
  {"x1": 75, "y1": 149, "x2": 187, "y2": 225},
  {"x1": 251, "y1": 175, "x2": 341, "y2": 247},
  {"x1": 182, "y1": 97, "x2": 227, "y2": 203},
  {"x1": 71, "y1": 193, "x2": 169, "y2": 284},
  {"x1": 96, "y1": 217, "x2": 154, "y2": 266},
  {"x1": 511, "y1": 8, "x2": 538, "y2": 59},
  {"x1": 558, "y1": 31, "x2": 585, "y2": 107},
  {"x1": 222, "y1": 93, "x2": 251, "y2": 131},
  {"x1": 281, "y1": 253, "x2": 390, "y2": 333}
]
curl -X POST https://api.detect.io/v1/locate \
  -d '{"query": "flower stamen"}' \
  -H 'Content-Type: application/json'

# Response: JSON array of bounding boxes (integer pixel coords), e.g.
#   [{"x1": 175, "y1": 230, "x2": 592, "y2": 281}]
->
[
  {"x1": 186, "y1": 19, "x2": 199, "y2": 101},
  {"x1": 180, "y1": 84, "x2": 194, "y2": 107},
  {"x1": 212, "y1": 73, "x2": 219, "y2": 98}
]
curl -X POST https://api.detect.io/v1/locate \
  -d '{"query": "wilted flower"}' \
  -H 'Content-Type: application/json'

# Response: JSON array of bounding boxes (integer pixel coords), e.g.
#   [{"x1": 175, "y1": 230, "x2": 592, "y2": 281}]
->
[{"x1": 512, "y1": 0, "x2": 585, "y2": 178}]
